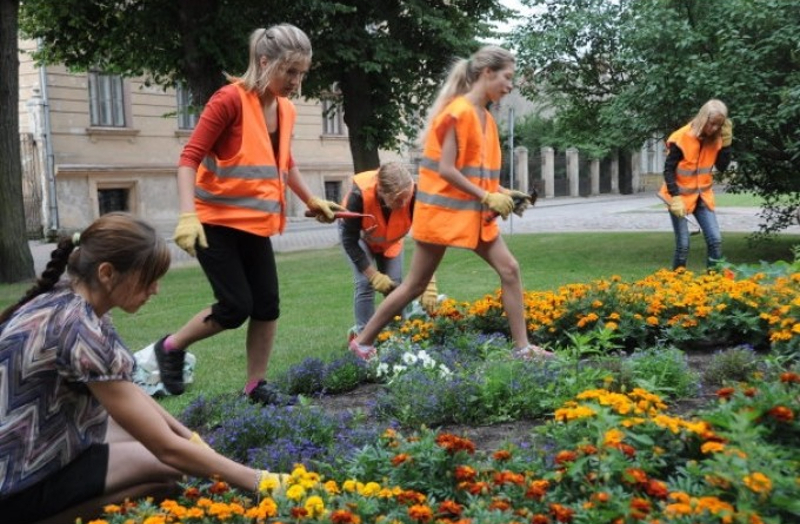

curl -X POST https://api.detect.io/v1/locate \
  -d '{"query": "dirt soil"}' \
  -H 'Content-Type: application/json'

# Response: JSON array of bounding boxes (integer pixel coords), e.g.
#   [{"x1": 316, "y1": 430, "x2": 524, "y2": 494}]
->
[{"x1": 311, "y1": 353, "x2": 719, "y2": 453}]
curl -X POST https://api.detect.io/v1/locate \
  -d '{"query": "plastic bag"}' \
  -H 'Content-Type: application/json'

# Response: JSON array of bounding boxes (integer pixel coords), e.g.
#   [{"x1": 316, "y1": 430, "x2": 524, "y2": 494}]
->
[{"x1": 132, "y1": 343, "x2": 196, "y2": 397}]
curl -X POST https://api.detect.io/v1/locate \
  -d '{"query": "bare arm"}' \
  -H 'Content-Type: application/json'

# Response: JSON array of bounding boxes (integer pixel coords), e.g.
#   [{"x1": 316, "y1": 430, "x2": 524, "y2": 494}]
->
[
  {"x1": 286, "y1": 165, "x2": 313, "y2": 204},
  {"x1": 89, "y1": 380, "x2": 258, "y2": 492},
  {"x1": 176, "y1": 165, "x2": 197, "y2": 213}
]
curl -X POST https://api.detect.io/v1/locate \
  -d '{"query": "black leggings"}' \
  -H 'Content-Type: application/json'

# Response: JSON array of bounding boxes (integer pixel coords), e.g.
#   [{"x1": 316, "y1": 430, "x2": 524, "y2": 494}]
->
[{"x1": 196, "y1": 224, "x2": 280, "y2": 329}]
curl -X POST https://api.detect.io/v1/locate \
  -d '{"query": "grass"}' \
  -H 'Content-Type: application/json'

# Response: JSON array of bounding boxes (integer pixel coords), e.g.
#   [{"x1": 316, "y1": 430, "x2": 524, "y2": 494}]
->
[{"x1": 2, "y1": 231, "x2": 798, "y2": 413}]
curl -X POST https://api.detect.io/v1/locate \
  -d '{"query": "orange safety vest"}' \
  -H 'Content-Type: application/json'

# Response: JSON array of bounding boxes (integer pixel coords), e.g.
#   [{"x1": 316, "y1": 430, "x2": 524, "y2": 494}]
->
[
  {"x1": 658, "y1": 123, "x2": 721, "y2": 213},
  {"x1": 195, "y1": 84, "x2": 294, "y2": 236},
  {"x1": 344, "y1": 170, "x2": 413, "y2": 258},
  {"x1": 413, "y1": 96, "x2": 501, "y2": 249}
]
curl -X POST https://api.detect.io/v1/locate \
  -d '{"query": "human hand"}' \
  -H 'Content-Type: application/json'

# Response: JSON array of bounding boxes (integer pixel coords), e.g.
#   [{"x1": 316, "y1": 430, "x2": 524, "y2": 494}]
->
[
  {"x1": 307, "y1": 196, "x2": 346, "y2": 223},
  {"x1": 420, "y1": 276, "x2": 438, "y2": 314},
  {"x1": 721, "y1": 118, "x2": 733, "y2": 147},
  {"x1": 481, "y1": 192, "x2": 514, "y2": 219},
  {"x1": 504, "y1": 189, "x2": 533, "y2": 217},
  {"x1": 173, "y1": 212, "x2": 208, "y2": 257},
  {"x1": 256, "y1": 470, "x2": 291, "y2": 495},
  {"x1": 189, "y1": 431, "x2": 211, "y2": 449},
  {"x1": 669, "y1": 197, "x2": 686, "y2": 219},
  {"x1": 368, "y1": 271, "x2": 397, "y2": 295}
]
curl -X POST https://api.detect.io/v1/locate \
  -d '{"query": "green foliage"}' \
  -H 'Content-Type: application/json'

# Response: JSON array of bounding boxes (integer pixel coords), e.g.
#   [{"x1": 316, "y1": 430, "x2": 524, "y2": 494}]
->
[
  {"x1": 513, "y1": 0, "x2": 800, "y2": 231},
  {"x1": 702, "y1": 345, "x2": 765, "y2": 387}
]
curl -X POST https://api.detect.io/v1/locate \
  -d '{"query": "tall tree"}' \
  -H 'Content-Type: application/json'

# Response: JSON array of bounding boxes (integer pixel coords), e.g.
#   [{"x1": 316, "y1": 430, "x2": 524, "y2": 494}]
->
[
  {"x1": 0, "y1": 0, "x2": 35, "y2": 283},
  {"x1": 513, "y1": 0, "x2": 800, "y2": 233},
  {"x1": 20, "y1": 0, "x2": 509, "y2": 172}
]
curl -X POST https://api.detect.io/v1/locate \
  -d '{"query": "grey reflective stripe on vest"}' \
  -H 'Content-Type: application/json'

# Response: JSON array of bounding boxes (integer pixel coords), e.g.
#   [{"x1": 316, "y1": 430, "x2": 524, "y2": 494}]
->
[
  {"x1": 364, "y1": 232, "x2": 406, "y2": 244},
  {"x1": 675, "y1": 166, "x2": 714, "y2": 177},
  {"x1": 202, "y1": 157, "x2": 280, "y2": 180},
  {"x1": 195, "y1": 187, "x2": 282, "y2": 213},
  {"x1": 420, "y1": 156, "x2": 501, "y2": 180},
  {"x1": 416, "y1": 190, "x2": 482, "y2": 211},
  {"x1": 677, "y1": 184, "x2": 712, "y2": 195}
]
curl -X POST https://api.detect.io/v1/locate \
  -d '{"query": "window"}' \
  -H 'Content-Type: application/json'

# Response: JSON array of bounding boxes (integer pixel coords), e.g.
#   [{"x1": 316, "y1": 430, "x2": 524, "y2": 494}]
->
[
  {"x1": 88, "y1": 71, "x2": 126, "y2": 127},
  {"x1": 322, "y1": 99, "x2": 345, "y2": 136},
  {"x1": 177, "y1": 84, "x2": 199, "y2": 130},
  {"x1": 98, "y1": 187, "x2": 129, "y2": 215},
  {"x1": 324, "y1": 180, "x2": 342, "y2": 204}
]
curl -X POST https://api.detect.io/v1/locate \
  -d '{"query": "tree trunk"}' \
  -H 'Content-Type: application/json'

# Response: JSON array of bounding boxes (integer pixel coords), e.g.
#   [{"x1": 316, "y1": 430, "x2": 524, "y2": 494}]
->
[
  {"x1": 178, "y1": 0, "x2": 227, "y2": 105},
  {"x1": 0, "y1": 0, "x2": 35, "y2": 283},
  {"x1": 341, "y1": 69, "x2": 380, "y2": 173}
]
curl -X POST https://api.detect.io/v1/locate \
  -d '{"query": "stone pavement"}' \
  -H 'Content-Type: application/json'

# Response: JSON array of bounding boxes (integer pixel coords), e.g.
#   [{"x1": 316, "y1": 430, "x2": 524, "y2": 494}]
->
[{"x1": 28, "y1": 192, "x2": 799, "y2": 275}]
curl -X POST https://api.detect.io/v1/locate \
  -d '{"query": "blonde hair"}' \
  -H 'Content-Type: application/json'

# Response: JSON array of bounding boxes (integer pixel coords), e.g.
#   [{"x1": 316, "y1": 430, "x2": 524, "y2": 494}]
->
[
  {"x1": 421, "y1": 45, "x2": 515, "y2": 144},
  {"x1": 231, "y1": 24, "x2": 312, "y2": 96},
  {"x1": 689, "y1": 99, "x2": 728, "y2": 138},
  {"x1": 377, "y1": 162, "x2": 414, "y2": 198}
]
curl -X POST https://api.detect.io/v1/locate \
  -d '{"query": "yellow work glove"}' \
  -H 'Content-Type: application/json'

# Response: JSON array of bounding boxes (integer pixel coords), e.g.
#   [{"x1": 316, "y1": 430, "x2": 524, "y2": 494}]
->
[
  {"x1": 256, "y1": 470, "x2": 291, "y2": 496},
  {"x1": 368, "y1": 271, "x2": 397, "y2": 295},
  {"x1": 481, "y1": 192, "x2": 514, "y2": 219},
  {"x1": 307, "y1": 196, "x2": 346, "y2": 223},
  {"x1": 173, "y1": 212, "x2": 208, "y2": 257},
  {"x1": 419, "y1": 275, "x2": 439, "y2": 314},
  {"x1": 669, "y1": 197, "x2": 686, "y2": 219},
  {"x1": 504, "y1": 189, "x2": 533, "y2": 217},
  {"x1": 721, "y1": 118, "x2": 733, "y2": 147},
  {"x1": 189, "y1": 431, "x2": 211, "y2": 449}
]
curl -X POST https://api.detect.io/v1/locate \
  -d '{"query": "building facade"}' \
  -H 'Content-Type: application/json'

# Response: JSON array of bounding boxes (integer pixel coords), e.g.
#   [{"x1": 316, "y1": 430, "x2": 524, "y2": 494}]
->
[{"x1": 18, "y1": 39, "x2": 405, "y2": 238}]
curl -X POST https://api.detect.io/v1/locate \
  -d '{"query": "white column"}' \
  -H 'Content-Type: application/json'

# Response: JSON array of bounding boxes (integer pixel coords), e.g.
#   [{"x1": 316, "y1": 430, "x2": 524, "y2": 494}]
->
[
  {"x1": 566, "y1": 147, "x2": 579, "y2": 197},
  {"x1": 590, "y1": 158, "x2": 600, "y2": 196},
  {"x1": 541, "y1": 147, "x2": 554, "y2": 198}
]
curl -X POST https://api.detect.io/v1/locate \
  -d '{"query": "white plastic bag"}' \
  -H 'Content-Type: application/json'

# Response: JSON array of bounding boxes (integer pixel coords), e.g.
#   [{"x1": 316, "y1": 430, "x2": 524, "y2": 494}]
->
[{"x1": 132, "y1": 343, "x2": 196, "y2": 397}]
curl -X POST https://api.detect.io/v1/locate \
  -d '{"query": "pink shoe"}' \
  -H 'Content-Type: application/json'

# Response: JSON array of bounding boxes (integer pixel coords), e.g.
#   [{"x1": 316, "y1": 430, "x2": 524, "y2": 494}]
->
[
  {"x1": 513, "y1": 345, "x2": 554, "y2": 360},
  {"x1": 349, "y1": 339, "x2": 377, "y2": 360}
]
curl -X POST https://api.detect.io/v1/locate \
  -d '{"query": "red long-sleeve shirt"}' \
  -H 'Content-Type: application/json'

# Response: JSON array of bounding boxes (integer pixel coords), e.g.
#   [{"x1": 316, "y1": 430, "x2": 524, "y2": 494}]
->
[{"x1": 179, "y1": 84, "x2": 295, "y2": 170}]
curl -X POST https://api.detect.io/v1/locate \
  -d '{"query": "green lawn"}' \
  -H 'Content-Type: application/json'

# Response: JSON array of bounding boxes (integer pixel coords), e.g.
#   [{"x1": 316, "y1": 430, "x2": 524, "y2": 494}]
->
[{"x1": 2, "y1": 231, "x2": 798, "y2": 412}]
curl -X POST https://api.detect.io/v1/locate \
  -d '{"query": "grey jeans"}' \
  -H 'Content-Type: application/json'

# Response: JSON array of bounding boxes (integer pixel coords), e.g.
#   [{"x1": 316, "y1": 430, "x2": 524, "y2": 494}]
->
[
  {"x1": 344, "y1": 239, "x2": 404, "y2": 333},
  {"x1": 669, "y1": 197, "x2": 722, "y2": 269}
]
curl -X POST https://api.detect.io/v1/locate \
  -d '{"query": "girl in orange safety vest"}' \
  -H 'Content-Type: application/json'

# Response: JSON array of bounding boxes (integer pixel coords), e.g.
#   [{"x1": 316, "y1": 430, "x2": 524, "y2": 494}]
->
[
  {"x1": 659, "y1": 99, "x2": 732, "y2": 269},
  {"x1": 144, "y1": 24, "x2": 344, "y2": 405},
  {"x1": 348, "y1": 45, "x2": 552, "y2": 361}
]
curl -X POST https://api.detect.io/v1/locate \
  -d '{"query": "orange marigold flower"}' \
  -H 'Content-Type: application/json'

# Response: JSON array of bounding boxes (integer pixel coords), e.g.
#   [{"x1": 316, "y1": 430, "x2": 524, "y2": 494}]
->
[
  {"x1": 701, "y1": 441, "x2": 726, "y2": 454},
  {"x1": 646, "y1": 479, "x2": 669, "y2": 500},
  {"x1": 780, "y1": 372, "x2": 800, "y2": 384},
  {"x1": 493, "y1": 470, "x2": 525, "y2": 486},
  {"x1": 767, "y1": 406, "x2": 794, "y2": 422},
  {"x1": 454, "y1": 465, "x2": 476, "y2": 482},
  {"x1": 408, "y1": 504, "x2": 434, "y2": 523},
  {"x1": 493, "y1": 449, "x2": 512, "y2": 461},
  {"x1": 396, "y1": 490, "x2": 427, "y2": 505},
  {"x1": 549, "y1": 503, "x2": 575, "y2": 523},
  {"x1": 743, "y1": 472, "x2": 773, "y2": 494},
  {"x1": 592, "y1": 492, "x2": 610, "y2": 503},
  {"x1": 526, "y1": 479, "x2": 550, "y2": 500},
  {"x1": 488, "y1": 498, "x2": 511, "y2": 511},
  {"x1": 630, "y1": 497, "x2": 651, "y2": 518},
  {"x1": 531, "y1": 514, "x2": 551, "y2": 524},
  {"x1": 467, "y1": 481, "x2": 492, "y2": 496},
  {"x1": 554, "y1": 450, "x2": 577, "y2": 465},
  {"x1": 578, "y1": 444, "x2": 598, "y2": 455},
  {"x1": 716, "y1": 387, "x2": 735, "y2": 400},
  {"x1": 743, "y1": 387, "x2": 758, "y2": 397},
  {"x1": 208, "y1": 480, "x2": 229, "y2": 495},
  {"x1": 437, "y1": 500, "x2": 463, "y2": 517},
  {"x1": 624, "y1": 468, "x2": 648, "y2": 487},
  {"x1": 330, "y1": 509, "x2": 361, "y2": 524},
  {"x1": 392, "y1": 453, "x2": 412, "y2": 466},
  {"x1": 183, "y1": 487, "x2": 201, "y2": 500},
  {"x1": 436, "y1": 434, "x2": 476, "y2": 454}
]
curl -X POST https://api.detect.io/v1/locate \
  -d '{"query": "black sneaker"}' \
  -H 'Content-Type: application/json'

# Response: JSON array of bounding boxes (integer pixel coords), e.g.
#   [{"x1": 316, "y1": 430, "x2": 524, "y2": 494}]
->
[
  {"x1": 152, "y1": 336, "x2": 186, "y2": 395},
  {"x1": 246, "y1": 380, "x2": 296, "y2": 406}
]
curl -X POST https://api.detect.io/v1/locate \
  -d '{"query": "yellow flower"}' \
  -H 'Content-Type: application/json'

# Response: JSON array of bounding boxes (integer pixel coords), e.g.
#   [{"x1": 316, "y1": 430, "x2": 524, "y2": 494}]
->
[
  {"x1": 743, "y1": 472, "x2": 773, "y2": 494},
  {"x1": 603, "y1": 428, "x2": 625, "y2": 445},
  {"x1": 358, "y1": 481, "x2": 383, "y2": 497},
  {"x1": 286, "y1": 484, "x2": 307, "y2": 501},
  {"x1": 305, "y1": 495, "x2": 326, "y2": 518},
  {"x1": 701, "y1": 441, "x2": 725, "y2": 454}
]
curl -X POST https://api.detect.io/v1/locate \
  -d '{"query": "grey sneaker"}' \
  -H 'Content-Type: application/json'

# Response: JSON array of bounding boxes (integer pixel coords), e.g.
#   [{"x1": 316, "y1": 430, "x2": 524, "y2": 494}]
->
[{"x1": 152, "y1": 336, "x2": 186, "y2": 395}]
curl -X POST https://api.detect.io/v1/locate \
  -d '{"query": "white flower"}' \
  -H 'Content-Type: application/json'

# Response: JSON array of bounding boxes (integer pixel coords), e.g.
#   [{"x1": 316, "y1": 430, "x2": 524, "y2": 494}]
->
[
  {"x1": 392, "y1": 364, "x2": 408, "y2": 375},
  {"x1": 376, "y1": 362, "x2": 389, "y2": 377},
  {"x1": 402, "y1": 352, "x2": 418, "y2": 365},
  {"x1": 438, "y1": 363, "x2": 452, "y2": 378}
]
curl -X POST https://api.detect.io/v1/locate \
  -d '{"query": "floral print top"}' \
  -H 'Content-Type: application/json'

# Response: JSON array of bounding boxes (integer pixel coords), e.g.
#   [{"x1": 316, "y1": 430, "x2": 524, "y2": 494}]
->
[{"x1": 0, "y1": 285, "x2": 134, "y2": 498}]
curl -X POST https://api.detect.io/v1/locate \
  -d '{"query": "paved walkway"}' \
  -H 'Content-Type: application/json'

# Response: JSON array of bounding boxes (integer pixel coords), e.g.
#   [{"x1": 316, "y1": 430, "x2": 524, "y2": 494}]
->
[{"x1": 28, "y1": 193, "x2": 799, "y2": 274}]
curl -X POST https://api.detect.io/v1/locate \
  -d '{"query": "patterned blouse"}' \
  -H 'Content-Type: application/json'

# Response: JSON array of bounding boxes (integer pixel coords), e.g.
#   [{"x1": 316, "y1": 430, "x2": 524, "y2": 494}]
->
[{"x1": 0, "y1": 285, "x2": 134, "y2": 498}]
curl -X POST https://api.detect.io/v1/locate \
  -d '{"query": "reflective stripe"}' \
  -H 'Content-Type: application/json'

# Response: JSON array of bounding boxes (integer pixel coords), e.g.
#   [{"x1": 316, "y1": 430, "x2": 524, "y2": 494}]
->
[
  {"x1": 195, "y1": 187, "x2": 282, "y2": 213},
  {"x1": 676, "y1": 166, "x2": 714, "y2": 176},
  {"x1": 419, "y1": 156, "x2": 500, "y2": 180},
  {"x1": 202, "y1": 157, "x2": 280, "y2": 180},
  {"x1": 364, "y1": 232, "x2": 406, "y2": 244},
  {"x1": 416, "y1": 190, "x2": 482, "y2": 211},
  {"x1": 677, "y1": 184, "x2": 712, "y2": 195}
]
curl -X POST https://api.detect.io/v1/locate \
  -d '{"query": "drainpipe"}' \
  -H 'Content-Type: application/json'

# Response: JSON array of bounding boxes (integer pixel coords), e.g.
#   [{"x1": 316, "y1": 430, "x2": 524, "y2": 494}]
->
[{"x1": 37, "y1": 38, "x2": 58, "y2": 238}]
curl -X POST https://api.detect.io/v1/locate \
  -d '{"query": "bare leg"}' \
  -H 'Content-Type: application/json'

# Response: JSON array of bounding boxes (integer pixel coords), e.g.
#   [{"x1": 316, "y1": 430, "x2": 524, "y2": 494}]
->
[
  {"x1": 169, "y1": 307, "x2": 224, "y2": 349},
  {"x1": 356, "y1": 241, "x2": 446, "y2": 346},
  {"x1": 246, "y1": 319, "x2": 277, "y2": 382},
  {"x1": 474, "y1": 235, "x2": 529, "y2": 349}
]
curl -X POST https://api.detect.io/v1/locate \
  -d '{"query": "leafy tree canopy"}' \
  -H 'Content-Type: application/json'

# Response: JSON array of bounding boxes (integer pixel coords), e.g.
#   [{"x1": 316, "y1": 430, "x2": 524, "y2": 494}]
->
[
  {"x1": 20, "y1": 0, "x2": 510, "y2": 171},
  {"x1": 512, "y1": 0, "x2": 800, "y2": 232}
]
